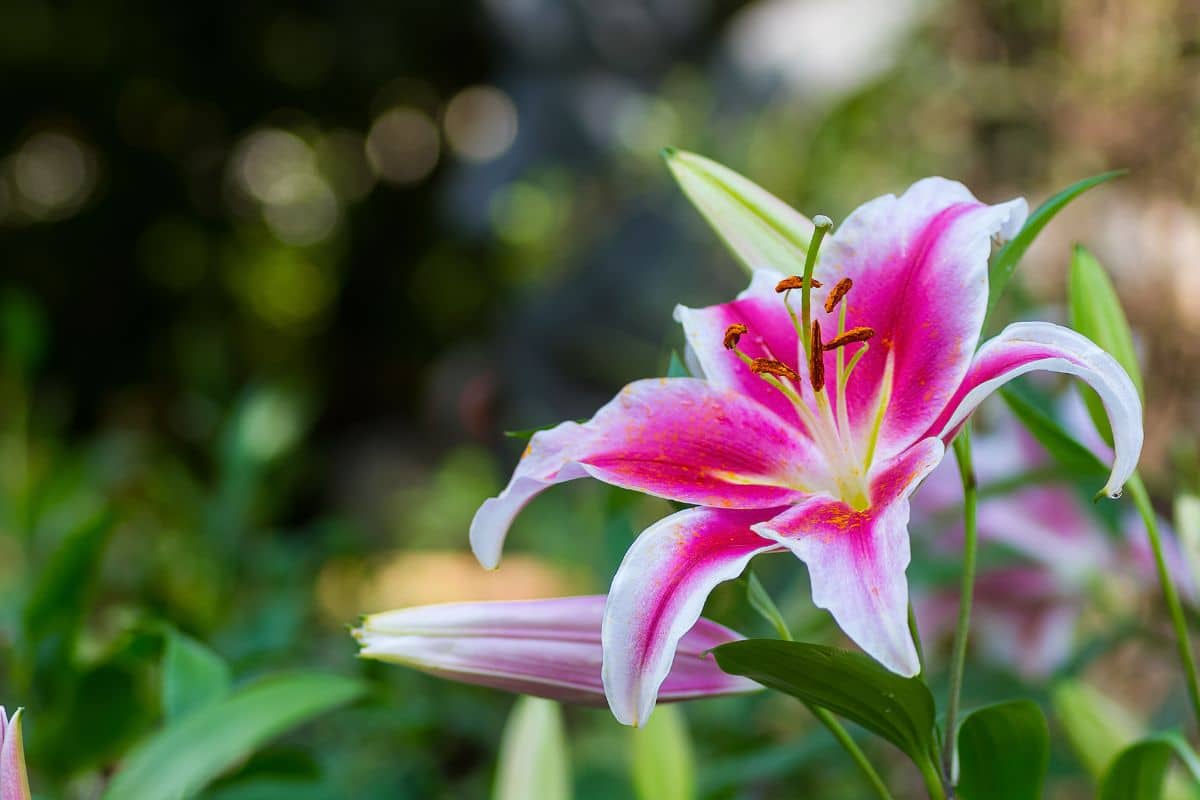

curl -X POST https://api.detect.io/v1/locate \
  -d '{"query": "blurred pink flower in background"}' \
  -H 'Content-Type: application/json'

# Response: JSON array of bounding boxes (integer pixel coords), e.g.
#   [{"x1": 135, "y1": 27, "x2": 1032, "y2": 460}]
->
[{"x1": 913, "y1": 396, "x2": 1196, "y2": 678}]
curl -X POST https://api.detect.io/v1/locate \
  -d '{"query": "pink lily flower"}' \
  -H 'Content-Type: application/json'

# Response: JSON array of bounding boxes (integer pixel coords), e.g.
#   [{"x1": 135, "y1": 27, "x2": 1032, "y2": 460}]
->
[
  {"x1": 353, "y1": 595, "x2": 759, "y2": 706},
  {"x1": 472, "y1": 177, "x2": 1144, "y2": 725},
  {"x1": 0, "y1": 707, "x2": 31, "y2": 800}
]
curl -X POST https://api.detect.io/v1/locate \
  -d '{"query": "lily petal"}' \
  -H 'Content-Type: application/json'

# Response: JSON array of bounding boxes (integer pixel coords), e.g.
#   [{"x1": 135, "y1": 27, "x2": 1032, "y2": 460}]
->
[
  {"x1": 674, "y1": 269, "x2": 809, "y2": 429},
  {"x1": 0, "y1": 708, "x2": 30, "y2": 800},
  {"x1": 928, "y1": 321, "x2": 1143, "y2": 499},
  {"x1": 752, "y1": 438, "x2": 945, "y2": 676},
  {"x1": 471, "y1": 378, "x2": 823, "y2": 569},
  {"x1": 814, "y1": 179, "x2": 1027, "y2": 459},
  {"x1": 601, "y1": 507, "x2": 782, "y2": 726},
  {"x1": 354, "y1": 596, "x2": 759, "y2": 707}
]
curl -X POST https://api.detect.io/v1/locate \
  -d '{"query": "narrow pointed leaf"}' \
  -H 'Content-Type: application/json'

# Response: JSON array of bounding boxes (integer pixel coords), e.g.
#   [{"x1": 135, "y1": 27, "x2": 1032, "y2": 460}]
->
[
  {"x1": 664, "y1": 149, "x2": 813, "y2": 274},
  {"x1": 742, "y1": 570, "x2": 792, "y2": 641},
  {"x1": 493, "y1": 697, "x2": 571, "y2": 800},
  {"x1": 1052, "y1": 681, "x2": 1144, "y2": 779},
  {"x1": 1069, "y1": 244, "x2": 1144, "y2": 447},
  {"x1": 666, "y1": 351, "x2": 690, "y2": 378},
  {"x1": 1100, "y1": 733, "x2": 1200, "y2": 800},
  {"x1": 1000, "y1": 389, "x2": 1107, "y2": 480},
  {"x1": 101, "y1": 672, "x2": 364, "y2": 800},
  {"x1": 987, "y1": 170, "x2": 1125, "y2": 320},
  {"x1": 631, "y1": 704, "x2": 695, "y2": 800},
  {"x1": 713, "y1": 639, "x2": 936, "y2": 766},
  {"x1": 162, "y1": 631, "x2": 232, "y2": 721},
  {"x1": 957, "y1": 701, "x2": 1049, "y2": 800}
]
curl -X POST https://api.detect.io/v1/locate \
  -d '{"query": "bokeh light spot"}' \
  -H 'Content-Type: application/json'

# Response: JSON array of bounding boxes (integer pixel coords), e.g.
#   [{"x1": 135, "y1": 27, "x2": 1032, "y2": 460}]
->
[
  {"x1": 443, "y1": 85, "x2": 519, "y2": 162},
  {"x1": 365, "y1": 107, "x2": 440, "y2": 185},
  {"x1": 11, "y1": 131, "x2": 98, "y2": 219}
]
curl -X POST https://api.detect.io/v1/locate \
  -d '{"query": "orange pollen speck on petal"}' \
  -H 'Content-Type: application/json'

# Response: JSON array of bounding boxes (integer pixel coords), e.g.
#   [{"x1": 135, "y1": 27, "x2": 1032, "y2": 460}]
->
[
  {"x1": 809, "y1": 321, "x2": 825, "y2": 392},
  {"x1": 823, "y1": 326, "x2": 875, "y2": 350},
  {"x1": 824, "y1": 278, "x2": 853, "y2": 313},
  {"x1": 775, "y1": 276, "x2": 822, "y2": 293},
  {"x1": 750, "y1": 358, "x2": 800, "y2": 382},
  {"x1": 723, "y1": 323, "x2": 748, "y2": 350}
]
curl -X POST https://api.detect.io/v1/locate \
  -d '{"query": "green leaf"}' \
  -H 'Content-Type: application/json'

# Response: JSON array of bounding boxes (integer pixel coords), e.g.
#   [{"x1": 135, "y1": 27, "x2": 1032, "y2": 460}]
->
[
  {"x1": 1052, "y1": 681, "x2": 1144, "y2": 779},
  {"x1": 957, "y1": 701, "x2": 1049, "y2": 800},
  {"x1": 101, "y1": 672, "x2": 364, "y2": 800},
  {"x1": 666, "y1": 351, "x2": 690, "y2": 378},
  {"x1": 1100, "y1": 733, "x2": 1200, "y2": 800},
  {"x1": 631, "y1": 704, "x2": 695, "y2": 800},
  {"x1": 493, "y1": 697, "x2": 571, "y2": 800},
  {"x1": 504, "y1": 420, "x2": 584, "y2": 440},
  {"x1": 1000, "y1": 389, "x2": 1107, "y2": 480},
  {"x1": 1069, "y1": 244, "x2": 1144, "y2": 447},
  {"x1": 664, "y1": 148, "x2": 813, "y2": 275},
  {"x1": 162, "y1": 630, "x2": 232, "y2": 721},
  {"x1": 987, "y1": 170, "x2": 1125, "y2": 321},
  {"x1": 713, "y1": 640, "x2": 937, "y2": 767},
  {"x1": 742, "y1": 570, "x2": 792, "y2": 641}
]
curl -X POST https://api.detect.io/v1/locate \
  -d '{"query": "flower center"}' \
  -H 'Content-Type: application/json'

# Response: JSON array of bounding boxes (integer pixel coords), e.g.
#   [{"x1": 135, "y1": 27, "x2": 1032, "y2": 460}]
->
[{"x1": 723, "y1": 215, "x2": 890, "y2": 511}]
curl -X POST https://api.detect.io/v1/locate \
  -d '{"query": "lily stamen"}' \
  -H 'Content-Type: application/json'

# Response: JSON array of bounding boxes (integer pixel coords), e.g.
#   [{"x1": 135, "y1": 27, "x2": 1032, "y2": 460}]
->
[
  {"x1": 824, "y1": 277, "x2": 853, "y2": 313},
  {"x1": 824, "y1": 326, "x2": 876, "y2": 350},
  {"x1": 808, "y1": 321, "x2": 825, "y2": 392},
  {"x1": 723, "y1": 323, "x2": 748, "y2": 350},
  {"x1": 775, "y1": 276, "x2": 822, "y2": 293},
  {"x1": 750, "y1": 359, "x2": 800, "y2": 382}
]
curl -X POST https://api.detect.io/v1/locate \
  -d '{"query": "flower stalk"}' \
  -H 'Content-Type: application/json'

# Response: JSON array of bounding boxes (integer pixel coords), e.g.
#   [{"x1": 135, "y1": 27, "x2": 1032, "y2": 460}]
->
[
  {"x1": 1127, "y1": 473, "x2": 1200, "y2": 727},
  {"x1": 942, "y1": 425, "x2": 977, "y2": 787}
]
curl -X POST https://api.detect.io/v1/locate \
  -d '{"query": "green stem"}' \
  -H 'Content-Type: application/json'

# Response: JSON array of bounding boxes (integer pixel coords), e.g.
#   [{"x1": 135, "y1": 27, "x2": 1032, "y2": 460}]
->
[
  {"x1": 1128, "y1": 473, "x2": 1200, "y2": 727},
  {"x1": 743, "y1": 570, "x2": 894, "y2": 799},
  {"x1": 807, "y1": 705, "x2": 896, "y2": 800},
  {"x1": 918, "y1": 757, "x2": 948, "y2": 800},
  {"x1": 942, "y1": 426, "x2": 978, "y2": 789}
]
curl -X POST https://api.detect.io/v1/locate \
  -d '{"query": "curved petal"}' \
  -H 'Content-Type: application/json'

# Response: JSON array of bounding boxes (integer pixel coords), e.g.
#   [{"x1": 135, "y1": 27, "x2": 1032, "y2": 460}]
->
[
  {"x1": 355, "y1": 596, "x2": 759, "y2": 707},
  {"x1": 927, "y1": 321, "x2": 1143, "y2": 499},
  {"x1": 601, "y1": 507, "x2": 782, "y2": 726},
  {"x1": 813, "y1": 179, "x2": 1027, "y2": 458},
  {"x1": 674, "y1": 269, "x2": 809, "y2": 428},
  {"x1": 752, "y1": 438, "x2": 945, "y2": 676},
  {"x1": 471, "y1": 378, "x2": 823, "y2": 569}
]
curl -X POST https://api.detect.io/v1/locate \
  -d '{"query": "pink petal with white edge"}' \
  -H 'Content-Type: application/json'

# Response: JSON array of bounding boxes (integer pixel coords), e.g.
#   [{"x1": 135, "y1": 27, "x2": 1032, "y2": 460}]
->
[
  {"x1": 812, "y1": 179, "x2": 1027, "y2": 459},
  {"x1": 927, "y1": 321, "x2": 1143, "y2": 499},
  {"x1": 471, "y1": 377, "x2": 824, "y2": 569},
  {"x1": 752, "y1": 437, "x2": 945, "y2": 676},
  {"x1": 355, "y1": 596, "x2": 758, "y2": 707},
  {"x1": 674, "y1": 269, "x2": 809, "y2": 429},
  {"x1": 602, "y1": 507, "x2": 783, "y2": 726},
  {"x1": 0, "y1": 707, "x2": 30, "y2": 800}
]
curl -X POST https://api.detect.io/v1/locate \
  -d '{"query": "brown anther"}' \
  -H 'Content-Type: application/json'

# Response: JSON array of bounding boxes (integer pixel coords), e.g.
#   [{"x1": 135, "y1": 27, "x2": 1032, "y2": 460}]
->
[
  {"x1": 823, "y1": 326, "x2": 875, "y2": 350},
  {"x1": 750, "y1": 358, "x2": 800, "y2": 382},
  {"x1": 824, "y1": 278, "x2": 853, "y2": 313},
  {"x1": 723, "y1": 323, "x2": 748, "y2": 350},
  {"x1": 809, "y1": 321, "x2": 825, "y2": 392},
  {"x1": 774, "y1": 276, "x2": 822, "y2": 293}
]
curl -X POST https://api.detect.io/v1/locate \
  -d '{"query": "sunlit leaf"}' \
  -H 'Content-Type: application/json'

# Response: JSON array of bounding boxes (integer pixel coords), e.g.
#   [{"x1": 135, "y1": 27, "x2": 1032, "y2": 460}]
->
[
  {"x1": 713, "y1": 639, "x2": 937, "y2": 768},
  {"x1": 987, "y1": 170, "x2": 1125, "y2": 321},
  {"x1": 493, "y1": 697, "x2": 571, "y2": 800},
  {"x1": 101, "y1": 672, "x2": 364, "y2": 800},
  {"x1": 1100, "y1": 732, "x2": 1200, "y2": 800},
  {"x1": 1069, "y1": 244, "x2": 1144, "y2": 447},
  {"x1": 162, "y1": 630, "x2": 232, "y2": 721},
  {"x1": 632, "y1": 704, "x2": 695, "y2": 800},
  {"x1": 957, "y1": 701, "x2": 1048, "y2": 800},
  {"x1": 664, "y1": 148, "x2": 813, "y2": 275},
  {"x1": 1052, "y1": 681, "x2": 1144, "y2": 779}
]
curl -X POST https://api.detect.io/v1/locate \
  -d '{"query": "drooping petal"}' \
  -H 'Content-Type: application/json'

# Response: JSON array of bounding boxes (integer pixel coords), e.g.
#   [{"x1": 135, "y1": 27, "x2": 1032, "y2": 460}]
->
[
  {"x1": 927, "y1": 321, "x2": 1143, "y2": 499},
  {"x1": 601, "y1": 507, "x2": 783, "y2": 726},
  {"x1": 471, "y1": 377, "x2": 824, "y2": 569},
  {"x1": 674, "y1": 269, "x2": 809, "y2": 428},
  {"x1": 752, "y1": 438, "x2": 945, "y2": 676},
  {"x1": 0, "y1": 708, "x2": 30, "y2": 800},
  {"x1": 354, "y1": 596, "x2": 759, "y2": 707},
  {"x1": 812, "y1": 179, "x2": 1027, "y2": 458}
]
